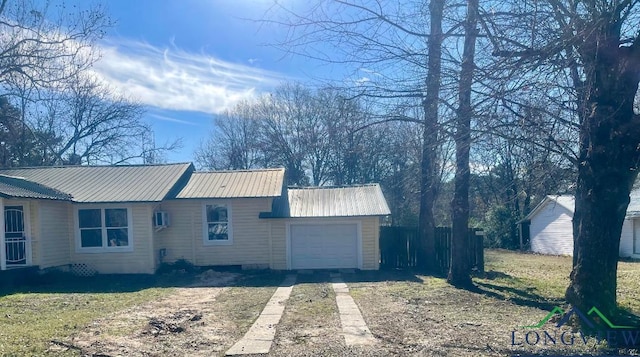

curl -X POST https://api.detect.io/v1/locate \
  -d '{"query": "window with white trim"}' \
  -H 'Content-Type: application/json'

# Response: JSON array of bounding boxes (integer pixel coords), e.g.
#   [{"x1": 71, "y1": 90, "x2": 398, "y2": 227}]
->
[
  {"x1": 204, "y1": 204, "x2": 232, "y2": 244},
  {"x1": 77, "y1": 207, "x2": 131, "y2": 250}
]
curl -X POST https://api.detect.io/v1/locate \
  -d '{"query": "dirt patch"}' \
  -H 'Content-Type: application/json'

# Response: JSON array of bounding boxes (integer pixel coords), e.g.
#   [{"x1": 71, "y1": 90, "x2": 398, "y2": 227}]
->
[
  {"x1": 274, "y1": 283, "x2": 341, "y2": 350},
  {"x1": 48, "y1": 271, "x2": 244, "y2": 357}
]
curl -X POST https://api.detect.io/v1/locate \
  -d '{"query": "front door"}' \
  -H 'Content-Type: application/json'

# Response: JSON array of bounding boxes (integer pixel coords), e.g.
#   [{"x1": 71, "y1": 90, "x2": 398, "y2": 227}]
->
[{"x1": 5, "y1": 206, "x2": 26, "y2": 265}]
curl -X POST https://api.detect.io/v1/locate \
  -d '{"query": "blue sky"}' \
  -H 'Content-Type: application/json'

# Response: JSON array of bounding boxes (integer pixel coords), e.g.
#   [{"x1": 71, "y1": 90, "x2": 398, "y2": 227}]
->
[{"x1": 82, "y1": 0, "x2": 333, "y2": 163}]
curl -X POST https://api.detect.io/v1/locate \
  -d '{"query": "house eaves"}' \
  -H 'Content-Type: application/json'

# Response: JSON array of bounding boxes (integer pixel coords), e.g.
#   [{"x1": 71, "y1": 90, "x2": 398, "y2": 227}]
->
[
  {"x1": 0, "y1": 163, "x2": 194, "y2": 203},
  {"x1": 0, "y1": 174, "x2": 72, "y2": 201}
]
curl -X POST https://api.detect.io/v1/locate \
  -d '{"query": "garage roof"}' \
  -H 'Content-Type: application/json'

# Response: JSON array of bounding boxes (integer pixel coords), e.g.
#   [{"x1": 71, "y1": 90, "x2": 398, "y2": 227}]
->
[
  {"x1": 0, "y1": 163, "x2": 194, "y2": 203},
  {"x1": 175, "y1": 168, "x2": 285, "y2": 199},
  {"x1": 0, "y1": 174, "x2": 72, "y2": 201},
  {"x1": 265, "y1": 184, "x2": 391, "y2": 218}
]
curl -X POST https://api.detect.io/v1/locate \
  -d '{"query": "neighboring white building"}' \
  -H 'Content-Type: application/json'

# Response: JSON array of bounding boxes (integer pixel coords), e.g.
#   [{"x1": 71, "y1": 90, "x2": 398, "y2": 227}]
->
[{"x1": 523, "y1": 194, "x2": 640, "y2": 259}]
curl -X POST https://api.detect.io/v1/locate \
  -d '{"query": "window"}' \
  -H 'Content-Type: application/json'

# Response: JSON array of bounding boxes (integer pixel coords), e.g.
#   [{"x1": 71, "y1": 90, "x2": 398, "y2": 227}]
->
[
  {"x1": 77, "y1": 207, "x2": 131, "y2": 251},
  {"x1": 204, "y1": 203, "x2": 232, "y2": 245}
]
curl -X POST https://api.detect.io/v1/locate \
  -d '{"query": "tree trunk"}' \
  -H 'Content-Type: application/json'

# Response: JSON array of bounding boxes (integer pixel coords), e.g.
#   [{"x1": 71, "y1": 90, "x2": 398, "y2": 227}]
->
[
  {"x1": 418, "y1": 0, "x2": 444, "y2": 273},
  {"x1": 448, "y1": 0, "x2": 478, "y2": 287},
  {"x1": 565, "y1": 33, "x2": 640, "y2": 318}
]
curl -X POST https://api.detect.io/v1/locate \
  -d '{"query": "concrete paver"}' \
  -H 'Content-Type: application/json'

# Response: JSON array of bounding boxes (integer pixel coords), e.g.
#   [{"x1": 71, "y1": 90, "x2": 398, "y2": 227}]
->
[
  {"x1": 225, "y1": 275, "x2": 297, "y2": 355},
  {"x1": 331, "y1": 276, "x2": 376, "y2": 346}
]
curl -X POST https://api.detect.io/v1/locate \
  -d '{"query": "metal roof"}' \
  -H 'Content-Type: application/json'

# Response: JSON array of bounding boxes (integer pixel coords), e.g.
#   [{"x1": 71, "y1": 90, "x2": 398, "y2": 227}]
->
[
  {"x1": 523, "y1": 195, "x2": 575, "y2": 221},
  {"x1": 175, "y1": 168, "x2": 285, "y2": 199},
  {"x1": 266, "y1": 184, "x2": 391, "y2": 218},
  {"x1": 0, "y1": 174, "x2": 72, "y2": 201},
  {"x1": 0, "y1": 163, "x2": 193, "y2": 203},
  {"x1": 626, "y1": 185, "x2": 640, "y2": 216}
]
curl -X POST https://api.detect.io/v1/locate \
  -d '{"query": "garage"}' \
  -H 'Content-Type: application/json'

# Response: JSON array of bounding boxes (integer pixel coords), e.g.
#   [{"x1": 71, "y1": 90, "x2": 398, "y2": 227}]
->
[
  {"x1": 290, "y1": 223, "x2": 359, "y2": 269},
  {"x1": 262, "y1": 184, "x2": 391, "y2": 270}
]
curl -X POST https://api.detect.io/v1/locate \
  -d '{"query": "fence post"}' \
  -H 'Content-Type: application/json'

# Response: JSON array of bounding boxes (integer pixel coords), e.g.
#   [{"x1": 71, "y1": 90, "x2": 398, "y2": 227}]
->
[{"x1": 475, "y1": 230, "x2": 484, "y2": 273}]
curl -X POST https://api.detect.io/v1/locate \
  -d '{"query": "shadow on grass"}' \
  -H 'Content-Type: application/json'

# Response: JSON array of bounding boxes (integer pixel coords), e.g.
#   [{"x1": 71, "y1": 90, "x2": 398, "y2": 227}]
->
[
  {"x1": 467, "y1": 270, "x2": 563, "y2": 311},
  {"x1": 229, "y1": 268, "x2": 424, "y2": 287},
  {"x1": 0, "y1": 266, "x2": 424, "y2": 296},
  {"x1": 0, "y1": 271, "x2": 196, "y2": 297},
  {"x1": 471, "y1": 281, "x2": 559, "y2": 311}
]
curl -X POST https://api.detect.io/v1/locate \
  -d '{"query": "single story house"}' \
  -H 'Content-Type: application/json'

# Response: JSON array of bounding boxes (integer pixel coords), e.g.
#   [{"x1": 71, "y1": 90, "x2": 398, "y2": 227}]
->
[
  {"x1": 522, "y1": 194, "x2": 640, "y2": 259},
  {"x1": 0, "y1": 163, "x2": 390, "y2": 274}
]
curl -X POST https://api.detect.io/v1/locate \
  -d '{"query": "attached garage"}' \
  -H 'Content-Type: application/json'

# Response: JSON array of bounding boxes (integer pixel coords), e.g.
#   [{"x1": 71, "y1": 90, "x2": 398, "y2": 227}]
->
[
  {"x1": 263, "y1": 184, "x2": 390, "y2": 270},
  {"x1": 289, "y1": 222, "x2": 360, "y2": 269}
]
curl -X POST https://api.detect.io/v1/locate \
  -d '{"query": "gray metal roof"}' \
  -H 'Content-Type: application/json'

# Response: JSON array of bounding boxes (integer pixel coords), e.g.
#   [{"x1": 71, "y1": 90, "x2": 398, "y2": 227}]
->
[
  {"x1": 523, "y1": 195, "x2": 575, "y2": 221},
  {"x1": 0, "y1": 174, "x2": 72, "y2": 201},
  {"x1": 0, "y1": 163, "x2": 193, "y2": 203},
  {"x1": 626, "y1": 185, "x2": 640, "y2": 216},
  {"x1": 266, "y1": 184, "x2": 391, "y2": 218},
  {"x1": 175, "y1": 168, "x2": 285, "y2": 199}
]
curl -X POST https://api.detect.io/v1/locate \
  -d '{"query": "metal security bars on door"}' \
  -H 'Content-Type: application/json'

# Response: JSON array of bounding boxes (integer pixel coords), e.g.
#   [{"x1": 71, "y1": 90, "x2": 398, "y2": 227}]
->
[{"x1": 5, "y1": 206, "x2": 26, "y2": 265}]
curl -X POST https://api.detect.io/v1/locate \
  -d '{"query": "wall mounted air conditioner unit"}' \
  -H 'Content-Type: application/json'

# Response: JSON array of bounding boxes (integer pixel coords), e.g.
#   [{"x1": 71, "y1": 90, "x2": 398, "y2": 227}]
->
[{"x1": 154, "y1": 211, "x2": 169, "y2": 229}]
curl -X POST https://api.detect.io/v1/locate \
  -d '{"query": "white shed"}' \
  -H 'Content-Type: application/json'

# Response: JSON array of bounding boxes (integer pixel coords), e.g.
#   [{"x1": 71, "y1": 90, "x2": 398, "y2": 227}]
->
[{"x1": 524, "y1": 195, "x2": 640, "y2": 259}]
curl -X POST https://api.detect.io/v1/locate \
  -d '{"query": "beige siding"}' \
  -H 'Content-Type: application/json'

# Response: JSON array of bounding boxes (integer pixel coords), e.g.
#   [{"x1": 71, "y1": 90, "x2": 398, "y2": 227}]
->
[
  {"x1": 38, "y1": 200, "x2": 72, "y2": 269},
  {"x1": 154, "y1": 200, "x2": 200, "y2": 263},
  {"x1": 620, "y1": 218, "x2": 640, "y2": 259},
  {"x1": 270, "y1": 220, "x2": 287, "y2": 270},
  {"x1": 360, "y1": 216, "x2": 380, "y2": 270},
  {"x1": 530, "y1": 201, "x2": 574, "y2": 256},
  {"x1": 69, "y1": 203, "x2": 155, "y2": 274},
  {"x1": 155, "y1": 198, "x2": 273, "y2": 267},
  {"x1": 29, "y1": 201, "x2": 38, "y2": 266}
]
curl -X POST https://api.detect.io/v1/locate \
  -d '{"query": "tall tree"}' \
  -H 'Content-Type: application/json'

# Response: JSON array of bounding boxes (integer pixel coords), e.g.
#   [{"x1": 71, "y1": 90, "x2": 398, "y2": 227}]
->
[
  {"x1": 484, "y1": 0, "x2": 640, "y2": 317},
  {"x1": 419, "y1": 0, "x2": 445, "y2": 273},
  {"x1": 448, "y1": 0, "x2": 479, "y2": 286},
  {"x1": 269, "y1": 0, "x2": 452, "y2": 272}
]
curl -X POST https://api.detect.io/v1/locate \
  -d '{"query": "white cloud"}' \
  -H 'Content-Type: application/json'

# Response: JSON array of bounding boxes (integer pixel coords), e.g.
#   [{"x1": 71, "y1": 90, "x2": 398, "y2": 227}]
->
[
  {"x1": 147, "y1": 113, "x2": 200, "y2": 126},
  {"x1": 92, "y1": 39, "x2": 287, "y2": 114}
]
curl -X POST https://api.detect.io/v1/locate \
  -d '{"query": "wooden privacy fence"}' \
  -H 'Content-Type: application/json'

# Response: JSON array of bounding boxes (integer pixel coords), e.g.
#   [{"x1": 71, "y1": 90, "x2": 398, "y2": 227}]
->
[{"x1": 380, "y1": 226, "x2": 484, "y2": 273}]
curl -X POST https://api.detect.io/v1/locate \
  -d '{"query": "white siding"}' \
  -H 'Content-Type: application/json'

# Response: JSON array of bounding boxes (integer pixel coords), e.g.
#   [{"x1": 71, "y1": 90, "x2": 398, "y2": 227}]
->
[
  {"x1": 620, "y1": 218, "x2": 640, "y2": 259},
  {"x1": 530, "y1": 201, "x2": 574, "y2": 256},
  {"x1": 68, "y1": 203, "x2": 155, "y2": 274}
]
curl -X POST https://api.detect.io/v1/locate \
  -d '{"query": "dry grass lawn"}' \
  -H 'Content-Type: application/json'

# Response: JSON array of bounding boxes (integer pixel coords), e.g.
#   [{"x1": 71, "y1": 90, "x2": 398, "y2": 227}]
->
[{"x1": 0, "y1": 250, "x2": 638, "y2": 356}]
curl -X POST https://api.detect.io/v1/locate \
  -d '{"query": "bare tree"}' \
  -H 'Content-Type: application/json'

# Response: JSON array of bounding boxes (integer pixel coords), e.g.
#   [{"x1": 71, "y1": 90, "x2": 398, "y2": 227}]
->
[
  {"x1": 195, "y1": 100, "x2": 263, "y2": 170},
  {"x1": 448, "y1": 0, "x2": 479, "y2": 286},
  {"x1": 269, "y1": 0, "x2": 454, "y2": 272},
  {"x1": 33, "y1": 74, "x2": 179, "y2": 165},
  {"x1": 0, "y1": 0, "x2": 109, "y2": 91},
  {"x1": 483, "y1": 0, "x2": 640, "y2": 317}
]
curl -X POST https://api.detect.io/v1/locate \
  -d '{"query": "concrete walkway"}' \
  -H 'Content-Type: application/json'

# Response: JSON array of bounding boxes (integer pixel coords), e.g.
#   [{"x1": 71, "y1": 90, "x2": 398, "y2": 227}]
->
[
  {"x1": 226, "y1": 274, "x2": 297, "y2": 355},
  {"x1": 331, "y1": 276, "x2": 376, "y2": 346}
]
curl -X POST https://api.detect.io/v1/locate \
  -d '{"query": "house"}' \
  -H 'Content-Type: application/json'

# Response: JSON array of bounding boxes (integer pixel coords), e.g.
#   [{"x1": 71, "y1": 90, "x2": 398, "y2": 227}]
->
[
  {"x1": 522, "y1": 194, "x2": 640, "y2": 259},
  {"x1": 0, "y1": 163, "x2": 390, "y2": 274}
]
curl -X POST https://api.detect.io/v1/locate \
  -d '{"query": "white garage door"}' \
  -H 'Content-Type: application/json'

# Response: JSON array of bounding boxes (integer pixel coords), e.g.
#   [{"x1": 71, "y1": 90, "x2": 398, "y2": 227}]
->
[{"x1": 290, "y1": 223, "x2": 359, "y2": 269}]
